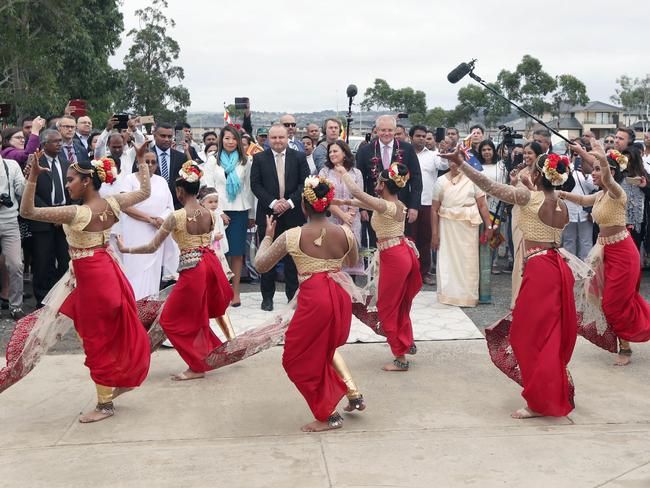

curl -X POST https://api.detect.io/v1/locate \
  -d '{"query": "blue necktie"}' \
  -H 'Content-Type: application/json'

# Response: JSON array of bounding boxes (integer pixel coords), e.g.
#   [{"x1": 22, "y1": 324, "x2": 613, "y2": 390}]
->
[{"x1": 160, "y1": 152, "x2": 169, "y2": 180}]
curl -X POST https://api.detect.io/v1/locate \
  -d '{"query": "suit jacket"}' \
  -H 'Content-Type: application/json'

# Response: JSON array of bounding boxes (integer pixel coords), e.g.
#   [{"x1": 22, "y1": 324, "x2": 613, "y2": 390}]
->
[
  {"x1": 132, "y1": 144, "x2": 186, "y2": 209},
  {"x1": 28, "y1": 154, "x2": 71, "y2": 232},
  {"x1": 250, "y1": 148, "x2": 310, "y2": 229},
  {"x1": 355, "y1": 138, "x2": 422, "y2": 210},
  {"x1": 59, "y1": 139, "x2": 90, "y2": 165}
]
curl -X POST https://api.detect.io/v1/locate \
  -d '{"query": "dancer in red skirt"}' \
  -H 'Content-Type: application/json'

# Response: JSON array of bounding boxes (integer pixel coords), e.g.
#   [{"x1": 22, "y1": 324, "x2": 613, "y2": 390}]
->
[
  {"x1": 119, "y1": 161, "x2": 233, "y2": 380},
  {"x1": 560, "y1": 140, "x2": 650, "y2": 366},
  {"x1": 333, "y1": 162, "x2": 422, "y2": 372},
  {"x1": 254, "y1": 176, "x2": 362, "y2": 432},
  {"x1": 441, "y1": 147, "x2": 576, "y2": 419},
  {"x1": 19, "y1": 146, "x2": 152, "y2": 423}
]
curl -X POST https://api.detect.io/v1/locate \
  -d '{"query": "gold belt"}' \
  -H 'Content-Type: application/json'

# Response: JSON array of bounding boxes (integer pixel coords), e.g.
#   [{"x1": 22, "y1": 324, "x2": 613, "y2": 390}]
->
[
  {"x1": 597, "y1": 229, "x2": 628, "y2": 245},
  {"x1": 69, "y1": 246, "x2": 105, "y2": 260},
  {"x1": 377, "y1": 237, "x2": 404, "y2": 251}
]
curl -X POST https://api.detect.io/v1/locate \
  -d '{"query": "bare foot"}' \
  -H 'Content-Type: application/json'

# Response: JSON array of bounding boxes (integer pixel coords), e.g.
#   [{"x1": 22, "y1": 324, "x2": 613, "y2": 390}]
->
[
  {"x1": 79, "y1": 405, "x2": 114, "y2": 423},
  {"x1": 171, "y1": 370, "x2": 205, "y2": 381},
  {"x1": 382, "y1": 357, "x2": 409, "y2": 372},
  {"x1": 112, "y1": 387, "x2": 134, "y2": 400},
  {"x1": 510, "y1": 407, "x2": 543, "y2": 419},
  {"x1": 301, "y1": 420, "x2": 342, "y2": 432},
  {"x1": 614, "y1": 354, "x2": 631, "y2": 366}
]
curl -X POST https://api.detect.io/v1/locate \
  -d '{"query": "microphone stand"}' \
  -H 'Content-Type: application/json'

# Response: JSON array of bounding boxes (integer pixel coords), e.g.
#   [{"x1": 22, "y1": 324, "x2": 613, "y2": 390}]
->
[
  {"x1": 468, "y1": 69, "x2": 573, "y2": 144},
  {"x1": 345, "y1": 96, "x2": 354, "y2": 144}
]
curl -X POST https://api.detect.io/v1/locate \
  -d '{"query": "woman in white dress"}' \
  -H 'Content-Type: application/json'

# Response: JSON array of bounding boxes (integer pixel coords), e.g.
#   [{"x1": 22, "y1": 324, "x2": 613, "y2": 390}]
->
[
  {"x1": 120, "y1": 150, "x2": 176, "y2": 299},
  {"x1": 201, "y1": 126, "x2": 255, "y2": 307}
]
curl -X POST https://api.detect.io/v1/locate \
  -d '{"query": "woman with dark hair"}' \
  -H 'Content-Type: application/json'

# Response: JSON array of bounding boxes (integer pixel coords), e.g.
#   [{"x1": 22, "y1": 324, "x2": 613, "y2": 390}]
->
[
  {"x1": 1, "y1": 117, "x2": 44, "y2": 166},
  {"x1": 201, "y1": 125, "x2": 255, "y2": 307},
  {"x1": 119, "y1": 161, "x2": 233, "y2": 380},
  {"x1": 87, "y1": 131, "x2": 102, "y2": 159},
  {"x1": 18, "y1": 144, "x2": 152, "y2": 423},
  {"x1": 509, "y1": 141, "x2": 545, "y2": 308},
  {"x1": 254, "y1": 176, "x2": 363, "y2": 431},
  {"x1": 318, "y1": 141, "x2": 364, "y2": 275},
  {"x1": 618, "y1": 146, "x2": 648, "y2": 249},
  {"x1": 442, "y1": 146, "x2": 577, "y2": 419},
  {"x1": 334, "y1": 162, "x2": 422, "y2": 371},
  {"x1": 560, "y1": 141, "x2": 650, "y2": 366}
]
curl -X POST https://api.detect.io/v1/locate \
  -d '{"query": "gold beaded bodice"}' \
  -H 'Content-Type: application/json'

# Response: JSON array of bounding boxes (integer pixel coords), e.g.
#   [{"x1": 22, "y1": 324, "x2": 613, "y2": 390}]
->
[
  {"x1": 371, "y1": 201, "x2": 406, "y2": 240},
  {"x1": 171, "y1": 208, "x2": 214, "y2": 250},
  {"x1": 63, "y1": 197, "x2": 120, "y2": 249},
  {"x1": 285, "y1": 226, "x2": 355, "y2": 275},
  {"x1": 519, "y1": 191, "x2": 564, "y2": 244},
  {"x1": 592, "y1": 190, "x2": 627, "y2": 227}
]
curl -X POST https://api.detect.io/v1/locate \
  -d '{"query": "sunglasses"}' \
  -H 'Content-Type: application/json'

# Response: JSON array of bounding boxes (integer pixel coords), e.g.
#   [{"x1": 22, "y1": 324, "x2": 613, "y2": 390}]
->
[
  {"x1": 605, "y1": 139, "x2": 614, "y2": 143},
  {"x1": 283, "y1": 123, "x2": 297, "y2": 128}
]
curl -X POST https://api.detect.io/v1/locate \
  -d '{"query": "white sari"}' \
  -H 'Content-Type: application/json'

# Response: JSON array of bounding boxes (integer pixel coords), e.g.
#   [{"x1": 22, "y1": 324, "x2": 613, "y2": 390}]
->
[{"x1": 120, "y1": 173, "x2": 178, "y2": 300}]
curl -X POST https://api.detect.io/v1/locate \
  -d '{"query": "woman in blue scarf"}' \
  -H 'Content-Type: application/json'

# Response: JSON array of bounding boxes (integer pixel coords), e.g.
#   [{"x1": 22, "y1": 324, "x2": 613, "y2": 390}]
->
[{"x1": 202, "y1": 125, "x2": 255, "y2": 307}]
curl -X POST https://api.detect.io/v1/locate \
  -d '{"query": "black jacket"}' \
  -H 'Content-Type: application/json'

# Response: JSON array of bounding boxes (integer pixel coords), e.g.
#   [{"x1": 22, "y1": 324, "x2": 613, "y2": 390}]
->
[
  {"x1": 250, "y1": 148, "x2": 310, "y2": 229},
  {"x1": 27, "y1": 154, "x2": 71, "y2": 232},
  {"x1": 355, "y1": 138, "x2": 422, "y2": 210}
]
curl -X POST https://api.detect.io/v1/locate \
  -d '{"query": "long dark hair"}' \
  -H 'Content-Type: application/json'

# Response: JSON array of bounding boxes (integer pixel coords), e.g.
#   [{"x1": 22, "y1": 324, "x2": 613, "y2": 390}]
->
[
  {"x1": 1, "y1": 127, "x2": 21, "y2": 149},
  {"x1": 217, "y1": 125, "x2": 247, "y2": 166},
  {"x1": 623, "y1": 146, "x2": 646, "y2": 178},
  {"x1": 325, "y1": 140, "x2": 354, "y2": 170}
]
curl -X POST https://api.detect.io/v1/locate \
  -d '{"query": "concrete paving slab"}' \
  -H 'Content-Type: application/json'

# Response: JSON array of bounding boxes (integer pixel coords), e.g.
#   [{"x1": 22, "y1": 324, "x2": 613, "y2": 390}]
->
[{"x1": 2, "y1": 340, "x2": 650, "y2": 487}]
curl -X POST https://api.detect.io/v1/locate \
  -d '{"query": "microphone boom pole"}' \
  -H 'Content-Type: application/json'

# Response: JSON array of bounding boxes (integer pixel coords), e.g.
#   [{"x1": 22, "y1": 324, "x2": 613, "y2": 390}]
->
[
  {"x1": 459, "y1": 62, "x2": 573, "y2": 144},
  {"x1": 345, "y1": 84, "x2": 357, "y2": 144}
]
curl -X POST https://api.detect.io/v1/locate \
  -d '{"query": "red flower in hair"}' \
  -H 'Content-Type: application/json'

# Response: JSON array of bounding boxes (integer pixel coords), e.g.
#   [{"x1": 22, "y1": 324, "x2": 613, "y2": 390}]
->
[{"x1": 546, "y1": 153, "x2": 559, "y2": 169}]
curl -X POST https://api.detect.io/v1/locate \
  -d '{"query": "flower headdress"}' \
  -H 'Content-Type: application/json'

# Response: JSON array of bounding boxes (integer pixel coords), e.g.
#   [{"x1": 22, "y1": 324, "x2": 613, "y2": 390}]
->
[
  {"x1": 379, "y1": 163, "x2": 410, "y2": 188},
  {"x1": 537, "y1": 154, "x2": 569, "y2": 187},
  {"x1": 72, "y1": 157, "x2": 118, "y2": 185},
  {"x1": 607, "y1": 150, "x2": 628, "y2": 171},
  {"x1": 178, "y1": 160, "x2": 203, "y2": 183},
  {"x1": 303, "y1": 176, "x2": 334, "y2": 213}
]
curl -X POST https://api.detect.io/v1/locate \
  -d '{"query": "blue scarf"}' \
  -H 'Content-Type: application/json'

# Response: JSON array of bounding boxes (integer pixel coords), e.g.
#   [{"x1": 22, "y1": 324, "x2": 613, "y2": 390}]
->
[{"x1": 220, "y1": 150, "x2": 241, "y2": 202}]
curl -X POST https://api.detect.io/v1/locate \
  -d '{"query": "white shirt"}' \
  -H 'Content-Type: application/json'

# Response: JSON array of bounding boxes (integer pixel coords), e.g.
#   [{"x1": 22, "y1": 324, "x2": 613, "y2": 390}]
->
[
  {"x1": 642, "y1": 151, "x2": 650, "y2": 173},
  {"x1": 306, "y1": 154, "x2": 317, "y2": 175},
  {"x1": 95, "y1": 129, "x2": 145, "y2": 172},
  {"x1": 200, "y1": 154, "x2": 255, "y2": 218},
  {"x1": 0, "y1": 157, "x2": 25, "y2": 225},
  {"x1": 417, "y1": 148, "x2": 448, "y2": 205},
  {"x1": 45, "y1": 154, "x2": 65, "y2": 205},
  {"x1": 269, "y1": 149, "x2": 294, "y2": 209},
  {"x1": 567, "y1": 170, "x2": 596, "y2": 222},
  {"x1": 76, "y1": 132, "x2": 89, "y2": 149}
]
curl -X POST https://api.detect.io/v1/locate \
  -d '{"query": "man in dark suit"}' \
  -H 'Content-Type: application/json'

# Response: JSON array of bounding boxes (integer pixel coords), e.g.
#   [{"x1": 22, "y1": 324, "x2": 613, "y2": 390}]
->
[
  {"x1": 355, "y1": 115, "x2": 422, "y2": 247},
  {"x1": 132, "y1": 123, "x2": 186, "y2": 209},
  {"x1": 28, "y1": 129, "x2": 71, "y2": 306},
  {"x1": 57, "y1": 115, "x2": 89, "y2": 164},
  {"x1": 250, "y1": 124, "x2": 310, "y2": 311}
]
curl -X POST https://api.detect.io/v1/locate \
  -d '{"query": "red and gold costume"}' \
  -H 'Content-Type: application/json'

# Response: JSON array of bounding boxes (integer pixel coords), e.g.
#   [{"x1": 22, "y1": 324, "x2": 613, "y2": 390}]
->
[
  {"x1": 254, "y1": 224, "x2": 360, "y2": 423},
  {"x1": 124, "y1": 208, "x2": 233, "y2": 373},
  {"x1": 14, "y1": 159, "x2": 152, "y2": 409},
  {"x1": 460, "y1": 162, "x2": 577, "y2": 417},
  {"x1": 338, "y1": 171, "x2": 422, "y2": 359}
]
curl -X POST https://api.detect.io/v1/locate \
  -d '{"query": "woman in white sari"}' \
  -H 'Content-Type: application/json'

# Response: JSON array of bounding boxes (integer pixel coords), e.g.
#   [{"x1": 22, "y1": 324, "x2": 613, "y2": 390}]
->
[
  {"x1": 120, "y1": 150, "x2": 177, "y2": 299},
  {"x1": 431, "y1": 164, "x2": 492, "y2": 307}
]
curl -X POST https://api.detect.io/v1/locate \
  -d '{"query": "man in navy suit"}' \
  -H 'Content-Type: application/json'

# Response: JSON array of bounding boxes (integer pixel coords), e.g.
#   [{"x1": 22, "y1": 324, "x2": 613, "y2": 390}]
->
[
  {"x1": 57, "y1": 115, "x2": 89, "y2": 164},
  {"x1": 27, "y1": 129, "x2": 71, "y2": 306},
  {"x1": 355, "y1": 115, "x2": 422, "y2": 247},
  {"x1": 250, "y1": 124, "x2": 310, "y2": 311}
]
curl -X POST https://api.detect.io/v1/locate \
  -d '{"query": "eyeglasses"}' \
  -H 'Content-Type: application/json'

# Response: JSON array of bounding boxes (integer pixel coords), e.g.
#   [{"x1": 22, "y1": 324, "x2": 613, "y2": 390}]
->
[
  {"x1": 283, "y1": 123, "x2": 296, "y2": 128},
  {"x1": 604, "y1": 139, "x2": 614, "y2": 143},
  {"x1": 10, "y1": 135, "x2": 25, "y2": 140},
  {"x1": 59, "y1": 125, "x2": 75, "y2": 130}
]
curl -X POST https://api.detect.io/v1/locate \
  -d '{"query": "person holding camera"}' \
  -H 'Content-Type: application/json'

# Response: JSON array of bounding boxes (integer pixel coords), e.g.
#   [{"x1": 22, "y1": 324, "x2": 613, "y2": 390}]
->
[
  {"x1": 312, "y1": 118, "x2": 342, "y2": 173},
  {"x1": 0, "y1": 154, "x2": 26, "y2": 319}
]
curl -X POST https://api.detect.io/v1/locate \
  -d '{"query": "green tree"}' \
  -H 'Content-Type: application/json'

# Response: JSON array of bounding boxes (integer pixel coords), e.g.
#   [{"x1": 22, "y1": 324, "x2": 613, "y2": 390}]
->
[
  {"x1": 611, "y1": 74, "x2": 650, "y2": 126},
  {"x1": 0, "y1": 0, "x2": 124, "y2": 121},
  {"x1": 549, "y1": 74, "x2": 589, "y2": 128},
  {"x1": 496, "y1": 55, "x2": 557, "y2": 118},
  {"x1": 454, "y1": 84, "x2": 510, "y2": 128},
  {"x1": 361, "y1": 78, "x2": 427, "y2": 118},
  {"x1": 119, "y1": 0, "x2": 191, "y2": 123}
]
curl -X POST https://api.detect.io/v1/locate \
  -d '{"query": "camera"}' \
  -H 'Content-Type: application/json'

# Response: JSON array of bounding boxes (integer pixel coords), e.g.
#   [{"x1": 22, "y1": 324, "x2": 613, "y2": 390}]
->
[
  {"x1": 0, "y1": 193, "x2": 13, "y2": 207},
  {"x1": 497, "y1": 125, "x2": 524, "y2": 172}
]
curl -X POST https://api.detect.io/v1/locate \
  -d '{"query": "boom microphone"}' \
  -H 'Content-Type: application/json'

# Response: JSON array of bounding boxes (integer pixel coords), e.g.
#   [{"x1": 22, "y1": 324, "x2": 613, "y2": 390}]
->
[
  {"x1": 447, "y1": 60, "x2": 475, "y2": 84},
  {"x1": 346, "y1": 84, "x2": 358, "y2": 98}
]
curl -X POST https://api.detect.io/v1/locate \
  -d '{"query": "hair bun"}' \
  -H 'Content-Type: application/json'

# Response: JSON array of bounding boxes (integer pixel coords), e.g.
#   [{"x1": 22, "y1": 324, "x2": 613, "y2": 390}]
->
[
  {"x1": 178, "y1": 160, "x2": 203, "y2": 182},
  {"x1": 303, "y1": 176, "x2": 334, "y2": 213},
  {"x1": 537, "y1": 154, "x2": 569, "y2": 187},
  {"x1": 90, "y1": 158, "x2": 118, "y2": 185}
]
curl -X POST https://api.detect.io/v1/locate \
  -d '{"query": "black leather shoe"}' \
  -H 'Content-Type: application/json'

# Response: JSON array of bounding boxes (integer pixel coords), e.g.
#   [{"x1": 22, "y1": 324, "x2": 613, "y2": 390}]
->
[{"x1": 261, "y1": 299, "x2": 274, "y2": 311}]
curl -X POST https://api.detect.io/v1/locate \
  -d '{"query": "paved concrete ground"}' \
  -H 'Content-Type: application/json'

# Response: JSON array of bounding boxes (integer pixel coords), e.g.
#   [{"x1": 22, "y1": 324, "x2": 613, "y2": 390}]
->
[{"x1": 2, "y1": 339, "x2": 650, "y2": 487}]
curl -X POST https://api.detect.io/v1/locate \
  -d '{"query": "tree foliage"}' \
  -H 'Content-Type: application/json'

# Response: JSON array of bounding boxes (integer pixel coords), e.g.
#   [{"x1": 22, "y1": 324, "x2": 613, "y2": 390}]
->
[
  {"x1": 118, "y1": 0, "x2": 191, "y2": 123},
  {"x1": 611, "y1": 74, "x2": 650, "y2": 121},
  {"x1": 361, "y1": 79, "x2": 426, "y2": 116},
  {"x1": 0, "y1": 0, "x2": 124, "y2": 121}
]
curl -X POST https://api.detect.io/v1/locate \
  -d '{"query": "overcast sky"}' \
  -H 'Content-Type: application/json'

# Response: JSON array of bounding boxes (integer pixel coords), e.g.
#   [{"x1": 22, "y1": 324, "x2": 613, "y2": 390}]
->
[{"x1": 110, "y1": 0, "x2": 648, "y2": 114}]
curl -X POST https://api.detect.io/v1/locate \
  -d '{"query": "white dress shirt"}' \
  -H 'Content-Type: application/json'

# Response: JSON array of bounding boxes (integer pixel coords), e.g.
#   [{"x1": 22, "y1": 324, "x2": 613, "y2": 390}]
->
[
  {"x1": 418, "y1": 148, "x2": 448, "y2": 205},
  {"x1": 567, "y1": 170, "x2": 596, "y2": 222},
  {"x1": 269, "y1": 149, "x2": 294, "y2": 209},
  {"x1": 95, "y1": 129, "x2": 145, "y2": 172},
  {"x1": 306, "y1": 154, "x2": 316, "y2": 175},
  {"x1": 45, "y1": 155, "x2": 65, "y2": 205}
]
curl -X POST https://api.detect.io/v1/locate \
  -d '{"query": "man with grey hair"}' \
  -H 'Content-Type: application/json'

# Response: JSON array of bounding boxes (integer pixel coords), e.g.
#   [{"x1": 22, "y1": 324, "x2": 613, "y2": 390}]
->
[
  {"x1": 278, "y1": 114, "x2": 304, "y2": 152},
  {"x1": 355, "y1": 114, "x2": 422, "y2": 247},
  {"x1": 251, "y1": 124, "x2": 310, "y2": 311},
  {"x1": 312, "y1": 118, "x2": 342, "y2": 173},
  {"x1": 532, "y1": 128, "x2": 552, "y2": 154},
  {"x1": 74, "y1": 115, "x2": 93, "y2": 150}
]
